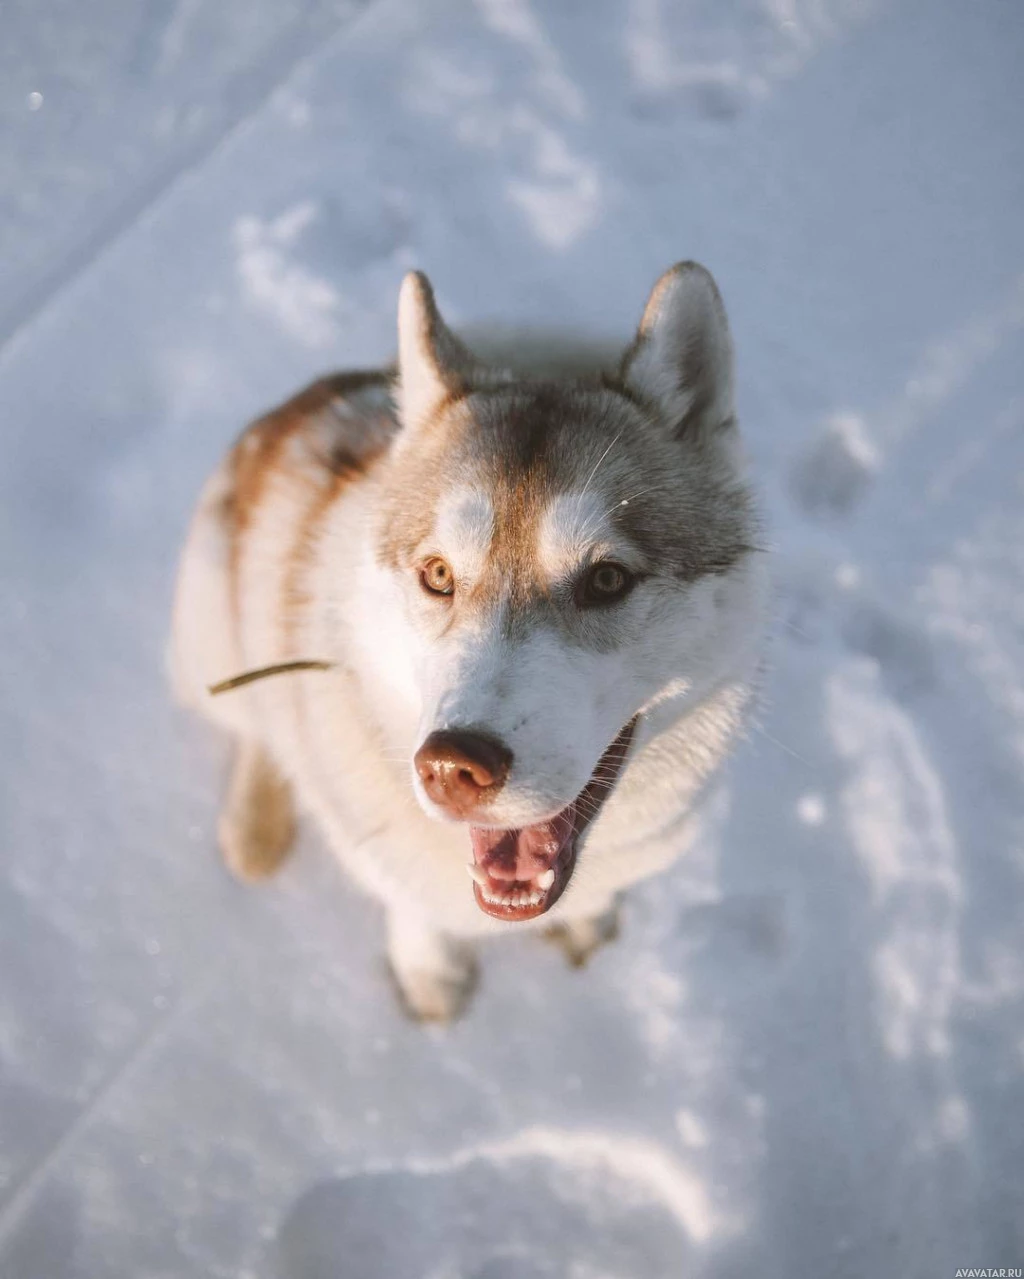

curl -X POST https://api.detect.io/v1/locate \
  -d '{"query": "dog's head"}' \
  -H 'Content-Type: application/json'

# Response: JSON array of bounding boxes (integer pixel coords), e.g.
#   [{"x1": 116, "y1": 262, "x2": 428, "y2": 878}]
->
[{"x1": 366, "y1": 264, "x2": 761, "y2": 920}]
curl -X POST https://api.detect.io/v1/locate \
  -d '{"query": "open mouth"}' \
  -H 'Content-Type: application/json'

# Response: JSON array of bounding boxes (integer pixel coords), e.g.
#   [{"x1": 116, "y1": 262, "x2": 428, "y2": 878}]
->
[{"x1": 465, "y1": 717, "x2": 638, "y2": 922}]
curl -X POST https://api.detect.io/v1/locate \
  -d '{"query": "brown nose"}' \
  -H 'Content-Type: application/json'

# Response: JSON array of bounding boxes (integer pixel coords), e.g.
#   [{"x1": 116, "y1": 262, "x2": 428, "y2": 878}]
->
[{"x1": 414, "y1": 730, "x2": 513, "y2": 817}]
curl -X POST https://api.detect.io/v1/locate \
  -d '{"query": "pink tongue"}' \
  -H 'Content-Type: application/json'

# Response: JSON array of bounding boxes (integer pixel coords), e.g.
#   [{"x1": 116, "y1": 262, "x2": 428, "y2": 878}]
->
[{"x1": 469, "y1": 805, "x2": 576, "y2": 881}]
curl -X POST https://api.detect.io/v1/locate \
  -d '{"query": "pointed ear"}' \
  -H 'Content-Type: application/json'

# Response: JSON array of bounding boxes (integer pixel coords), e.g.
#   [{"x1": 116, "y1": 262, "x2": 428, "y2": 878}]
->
[
  {"x1": 396, "y1": 271, "x2": 475, "y2": 431},
  {"x1": 622, "y1": 261, "x2": 734, "y2": 437}
]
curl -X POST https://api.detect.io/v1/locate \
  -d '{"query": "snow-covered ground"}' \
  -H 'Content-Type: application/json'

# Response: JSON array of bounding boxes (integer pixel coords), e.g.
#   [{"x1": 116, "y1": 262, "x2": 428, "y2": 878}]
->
[{"x1": 2, "y1": 0, "x2": 1023, "y2": 1274}]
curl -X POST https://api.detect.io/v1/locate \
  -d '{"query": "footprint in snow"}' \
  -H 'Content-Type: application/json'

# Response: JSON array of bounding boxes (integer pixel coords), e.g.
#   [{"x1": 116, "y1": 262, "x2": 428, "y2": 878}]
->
[
  {"x1": 789, "y1": 412, "x2": 879, "y2": 519},
  {"x1": 842, "y1": 601, "x2": 937, "y2": 700},
  {"x1": 272, "y1": 1130, "x2": 710, "y2": 1278}
]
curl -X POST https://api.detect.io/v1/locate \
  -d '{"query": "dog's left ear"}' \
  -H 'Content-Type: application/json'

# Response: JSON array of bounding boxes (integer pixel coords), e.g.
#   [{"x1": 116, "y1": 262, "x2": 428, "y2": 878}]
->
[
  {"x1": 396, "y1": 271, "x2": 476, "y2": 433},
  {"x1": 622, "y1": 261, "x2": 734, "y2": 439}
]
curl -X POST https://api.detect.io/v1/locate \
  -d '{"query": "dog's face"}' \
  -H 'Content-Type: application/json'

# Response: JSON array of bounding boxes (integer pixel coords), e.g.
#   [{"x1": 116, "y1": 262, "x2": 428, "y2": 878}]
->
[{"x1": 367, "y1": 265, "x2": 759, "y2": 921}]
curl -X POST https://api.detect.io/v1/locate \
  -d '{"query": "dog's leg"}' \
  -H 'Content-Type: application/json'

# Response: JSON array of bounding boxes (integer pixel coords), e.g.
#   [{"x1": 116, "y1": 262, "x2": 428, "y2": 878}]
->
[
  {"x1": 386, "y1": 910, "x2": 478, "y2": 1023},
  {"x1": 218, "y1": 741, "x2": 296, "y2": 881},
  {"x1": 545, "y1": 899, "x2": 621, "y2": 968}
]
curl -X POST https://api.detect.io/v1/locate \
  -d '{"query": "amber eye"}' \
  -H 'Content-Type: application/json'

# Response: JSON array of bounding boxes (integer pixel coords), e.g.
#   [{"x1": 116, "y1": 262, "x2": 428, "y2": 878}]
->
[
  {"x1": 420, "y1": 556, "x2": 455, "y2": 597},
  {"x1": 578, "y1": 561, "x2": 635, "y2": 607}
]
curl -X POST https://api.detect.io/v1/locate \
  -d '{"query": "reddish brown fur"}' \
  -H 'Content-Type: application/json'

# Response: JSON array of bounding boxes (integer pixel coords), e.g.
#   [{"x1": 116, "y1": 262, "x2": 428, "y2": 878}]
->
[
  {"x1": 218, "y1": 371, "x2": 396, "y2": 650},
  {"x1": 279, "y1": 467, "x2": 349, "y2": 656}
]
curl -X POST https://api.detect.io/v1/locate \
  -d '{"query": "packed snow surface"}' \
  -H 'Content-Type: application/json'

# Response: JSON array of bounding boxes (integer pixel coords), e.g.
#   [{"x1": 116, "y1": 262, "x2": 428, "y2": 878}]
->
[{"x1": 1, "y1": 1, "x2": 1023, "y2": 1275}]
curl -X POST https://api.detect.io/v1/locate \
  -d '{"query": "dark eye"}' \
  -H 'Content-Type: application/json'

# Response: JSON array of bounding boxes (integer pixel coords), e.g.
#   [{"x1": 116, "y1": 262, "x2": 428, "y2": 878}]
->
[
  {"x1": 420, "y1": 556, "x2": 455, "y2": 598},
  {"x1": 578, "y1": 561, "x2": 635, "y2": 607}
]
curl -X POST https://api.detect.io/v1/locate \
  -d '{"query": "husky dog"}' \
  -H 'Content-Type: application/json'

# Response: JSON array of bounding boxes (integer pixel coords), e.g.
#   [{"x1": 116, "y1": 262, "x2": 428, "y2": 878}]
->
[{"x1": 170, "y1": 262, "x2": 767, "y2": 1020}]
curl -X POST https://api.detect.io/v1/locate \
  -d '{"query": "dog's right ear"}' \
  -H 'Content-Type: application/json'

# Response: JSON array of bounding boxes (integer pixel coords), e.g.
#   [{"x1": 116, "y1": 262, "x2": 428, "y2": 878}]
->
[
  {"x1": 621, "y1": 261, "x2": 734, "y2": 440},
  {"x1": 396, "y1": 272, "x2": 475, "y2": 433}
]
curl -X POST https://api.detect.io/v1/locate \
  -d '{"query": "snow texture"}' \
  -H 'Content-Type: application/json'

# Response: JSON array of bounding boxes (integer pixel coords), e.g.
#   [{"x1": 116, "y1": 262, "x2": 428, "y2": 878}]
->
[{"x1": 2, "y1": 1, "x2": 1023, "y2": 1275}]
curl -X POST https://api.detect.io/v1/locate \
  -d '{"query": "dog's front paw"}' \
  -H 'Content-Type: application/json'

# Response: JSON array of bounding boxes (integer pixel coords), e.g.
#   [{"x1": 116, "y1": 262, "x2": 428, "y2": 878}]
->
[
  {"x1": 386, "y1": 916, "x2": 478, "y2": 1023},
  {"x1": 545, "y1": 903, "x2": 621, "y2": 968},
  {"x1": 388, "y1": 955, "x2": 479, "y2": 1024}
]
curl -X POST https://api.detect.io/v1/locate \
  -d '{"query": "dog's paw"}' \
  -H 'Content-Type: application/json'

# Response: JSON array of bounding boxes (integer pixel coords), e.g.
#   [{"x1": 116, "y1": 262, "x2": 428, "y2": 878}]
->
[
  {"x1": 388, "y1": 954, "x2": 479, "y2": 1024},
  {"x1": 545, "y1": 905, "x2": 621, "y2": 968}
]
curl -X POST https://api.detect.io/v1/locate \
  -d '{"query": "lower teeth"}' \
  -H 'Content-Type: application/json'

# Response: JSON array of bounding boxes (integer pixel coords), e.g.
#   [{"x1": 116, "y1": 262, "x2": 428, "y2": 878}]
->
[{"x1": 480, "y1": 886, "x2": 548, "y2": 908}]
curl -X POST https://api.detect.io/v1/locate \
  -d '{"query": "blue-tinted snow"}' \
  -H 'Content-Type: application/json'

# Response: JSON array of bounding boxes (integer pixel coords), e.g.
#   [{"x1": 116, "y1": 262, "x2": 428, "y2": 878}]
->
[{"x1": 1, "y1": 1, "x2": 1023, "y2": 1274}]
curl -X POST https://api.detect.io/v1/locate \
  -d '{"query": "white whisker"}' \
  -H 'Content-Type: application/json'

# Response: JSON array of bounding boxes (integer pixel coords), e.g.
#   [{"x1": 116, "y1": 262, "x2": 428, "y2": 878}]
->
[{"x1": 578, "y1": 427, "x2": 627, "y2": 504}]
